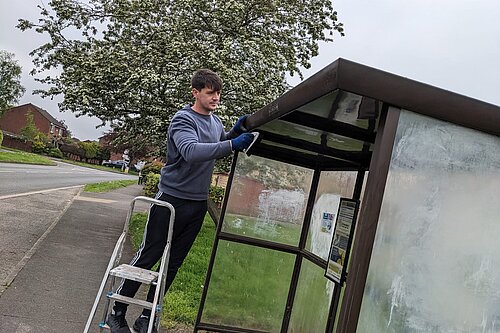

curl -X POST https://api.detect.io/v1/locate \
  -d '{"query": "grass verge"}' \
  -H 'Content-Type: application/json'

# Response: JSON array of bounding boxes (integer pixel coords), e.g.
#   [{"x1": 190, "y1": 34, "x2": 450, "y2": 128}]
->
[
  {"x1": 0, "y1": 149, "x2": 56, "y2": 165},
  {"x1": 84, "y1": 180, "x2": 138, "y2": 192},
  {"x1": 129, "y1": 213, "x2": 216, "y2": 328}
]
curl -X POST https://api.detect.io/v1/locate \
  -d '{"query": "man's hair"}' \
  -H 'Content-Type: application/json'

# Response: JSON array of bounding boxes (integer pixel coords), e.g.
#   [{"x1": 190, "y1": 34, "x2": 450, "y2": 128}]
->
[{"x1": 191, "y1": 69, "x2": 222, "y2": 91}]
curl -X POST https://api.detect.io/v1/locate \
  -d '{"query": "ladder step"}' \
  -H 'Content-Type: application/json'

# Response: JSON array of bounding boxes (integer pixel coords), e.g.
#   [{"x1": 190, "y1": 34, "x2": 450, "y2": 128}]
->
[
  {"x1": 110, "y1": 264, "x2": 158, "y2": 284},
  {"x1": 107, "y1": 292, "x2": 154, "y2": 309}
]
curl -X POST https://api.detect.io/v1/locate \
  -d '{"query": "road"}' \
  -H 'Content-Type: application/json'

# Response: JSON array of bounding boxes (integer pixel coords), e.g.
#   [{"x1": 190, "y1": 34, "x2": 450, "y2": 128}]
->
[
  {"x1": 0, "y1": 161, "x2": 137, "y2": 196},
  {"x1": 0, "y1": 160, "x2": 138, "y2": 296}
]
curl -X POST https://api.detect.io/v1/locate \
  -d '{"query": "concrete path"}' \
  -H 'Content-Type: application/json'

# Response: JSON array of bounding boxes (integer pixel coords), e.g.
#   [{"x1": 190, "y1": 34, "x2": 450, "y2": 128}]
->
[
  {"x1": 0, "y1": 186, "x2": 82, "y2": 294},
  {"x1": 0, "y1": 185, "x2": 154, "y2": 333}
]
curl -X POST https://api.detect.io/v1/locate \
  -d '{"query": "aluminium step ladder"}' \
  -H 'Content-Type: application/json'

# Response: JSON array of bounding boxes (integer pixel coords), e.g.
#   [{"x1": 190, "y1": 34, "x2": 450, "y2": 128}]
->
[{"x1": 83, "y1": 196, "x2": 175, "y2": 333}]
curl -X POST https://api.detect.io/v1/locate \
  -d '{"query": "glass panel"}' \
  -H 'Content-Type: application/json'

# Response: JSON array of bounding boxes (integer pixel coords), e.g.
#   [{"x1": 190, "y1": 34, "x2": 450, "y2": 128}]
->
[
  {"x1": 333, "y1": 92, "x2": 368, "y2": 129},
  {"x1": 358, "y1": 110, "x2": 500, "y2": 332},
  {"x1": 295, "y1": 90, "x2": 377, "y2": 129},
  {"x1": 305, "y1": 171, "x2": 357, "y2": 260},
  {"x1": 259, "y1": 120, "x2": 367, "y2": 151},
  {"x1": 295, "y1": 90, "x2": 339, "y2": 119},
  {"x1": 223, "y1": 154, "x2": 313, "y2": 246},
  {"x1": 288, "y1": 258, "x2": 335, "y2": 333},
  {"x1": 201, "y1": 240, "x2": 295, "y2": 332}
]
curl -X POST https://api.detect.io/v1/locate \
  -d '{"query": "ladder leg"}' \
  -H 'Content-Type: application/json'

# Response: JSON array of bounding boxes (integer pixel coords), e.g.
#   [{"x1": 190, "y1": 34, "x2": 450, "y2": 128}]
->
[
  {"x1": 100, "y1": 275, "x2": 117, "y2": 327},
  {"x1": 83, "y1": 233, "x2": 126, "y2": 333}
]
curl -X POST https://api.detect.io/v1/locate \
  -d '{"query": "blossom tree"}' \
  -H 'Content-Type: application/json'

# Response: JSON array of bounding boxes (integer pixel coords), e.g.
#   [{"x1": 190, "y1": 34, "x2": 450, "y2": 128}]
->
[{"x1": 18, "y1": 0, "x2": 344, "y2": 146}]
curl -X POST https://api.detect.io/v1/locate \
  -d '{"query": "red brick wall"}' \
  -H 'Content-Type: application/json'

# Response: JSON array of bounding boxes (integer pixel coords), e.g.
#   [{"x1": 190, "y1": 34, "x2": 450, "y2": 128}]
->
[
  {"x1": 1, "y1": 133, "x2": 32, "y2": 152},
  {"x1": 0, "y1": 104, "x2": 51, "y2": 136},
  {"x1": 0, "y1": 107, "x2": 26, "y2": 134},
  {"x1": 225, "y1": 177, "x2": 266, "y2": 217}
]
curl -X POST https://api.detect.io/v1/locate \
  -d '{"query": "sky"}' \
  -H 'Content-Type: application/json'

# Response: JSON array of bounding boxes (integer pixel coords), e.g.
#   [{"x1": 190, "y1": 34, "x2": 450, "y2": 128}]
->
[{"x1": 1, "y1": 0, "x2": 499, "y2": 141}]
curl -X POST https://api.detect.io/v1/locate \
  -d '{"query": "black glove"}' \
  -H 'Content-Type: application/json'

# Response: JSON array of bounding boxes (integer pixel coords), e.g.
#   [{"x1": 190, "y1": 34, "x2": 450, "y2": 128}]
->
[
  {"x1": 231, "y1": 133, "x2": 254, "y2": 152},
  {"x1": 231, "y1": 115, "x2": 249, "y2": 135}
]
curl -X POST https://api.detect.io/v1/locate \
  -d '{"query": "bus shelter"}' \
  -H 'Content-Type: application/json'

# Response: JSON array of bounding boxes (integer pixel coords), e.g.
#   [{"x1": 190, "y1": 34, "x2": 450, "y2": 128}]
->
[{"x1": 194, "y1": 58, "x2": 500, "y2": 333}]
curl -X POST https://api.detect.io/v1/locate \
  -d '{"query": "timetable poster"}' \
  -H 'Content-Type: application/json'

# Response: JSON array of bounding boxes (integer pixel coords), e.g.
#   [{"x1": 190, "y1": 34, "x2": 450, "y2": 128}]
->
[{"x1": 326, "y1": 198, "x2": 359, "y2": 283}]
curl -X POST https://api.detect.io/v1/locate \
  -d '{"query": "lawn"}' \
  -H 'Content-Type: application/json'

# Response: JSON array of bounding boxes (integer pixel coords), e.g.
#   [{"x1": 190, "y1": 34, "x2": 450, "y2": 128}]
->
[
  {"x1": 84, "y1": 180, "x2": 138, "y2": 192},
  {"x1": 0, "y1": 149, "x2": 56, "y2": 165}
]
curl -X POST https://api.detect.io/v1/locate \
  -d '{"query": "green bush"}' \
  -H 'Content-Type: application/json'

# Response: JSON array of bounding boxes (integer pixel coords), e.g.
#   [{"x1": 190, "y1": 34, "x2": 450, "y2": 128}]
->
[
  {"x1": 214, "y1": 155, "x2": 232, "y2": 173},
  {"x1": 141, "y1": 161, "x2": 164, "y2": 175},
  {"x1": 32, "y1": 133, "x2": 50, "y2": 154},
  {"x1": 78, "y1": 141, "x2": 100, "y2": 159},
  {"x1": 48, "y1": 147, "x2": 63, "y2": 158},
  {"x1": 20, "y1": 111, "x2": 39, "y2": 141},
  {"x1": 144, "y1": 174, "x2": 226, "y2": 205},
  {"x1": 209, "y1": 185, "x2": 225, "y2": 208},
  {"x1": 0, "y1": 130, "x2": 3, "y2": 147},
  {"x1": 144, "y1": 173, "x2": 160, "y2": 198}
]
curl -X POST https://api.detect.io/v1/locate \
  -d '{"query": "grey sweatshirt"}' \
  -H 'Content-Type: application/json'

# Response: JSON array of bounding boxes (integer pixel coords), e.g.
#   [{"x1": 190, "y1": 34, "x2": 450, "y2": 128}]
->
[{"x1": 158, "y1": 105, "x2": 236, "y2": 200}]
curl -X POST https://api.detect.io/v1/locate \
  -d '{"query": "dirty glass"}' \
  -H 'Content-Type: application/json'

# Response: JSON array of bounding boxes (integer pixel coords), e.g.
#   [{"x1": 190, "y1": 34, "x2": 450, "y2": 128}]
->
[
  {"x1": 357, "y1": 110, "x2": 500, "y2": 332},
  {"x1": 259, "y1": 120, "x2": 368, "y2": 152},
  {"x1": 256, "y1": 89, "x2": 379, "y2": 154},
  {"x1": 288, "y1": 258, "x2": 335, "y2": 333},
  {"x1": 295, "y1": 90, "x2": 377, "y2": 130},
  {"x1": 222, "y1": 154, "x2": 313, "y2": 246},
  {"x1": 305, "y1": 171, "x2": 357, "y2": 260},
  {"x1": 201, "y1": 240, "x2": 295, "y2": 332}
]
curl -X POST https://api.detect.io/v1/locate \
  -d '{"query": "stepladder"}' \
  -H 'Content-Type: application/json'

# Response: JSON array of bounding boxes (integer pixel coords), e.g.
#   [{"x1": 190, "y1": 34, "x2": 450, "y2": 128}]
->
[{"x1": 83, "y1": 196, "x2": 175, "y2": 333}]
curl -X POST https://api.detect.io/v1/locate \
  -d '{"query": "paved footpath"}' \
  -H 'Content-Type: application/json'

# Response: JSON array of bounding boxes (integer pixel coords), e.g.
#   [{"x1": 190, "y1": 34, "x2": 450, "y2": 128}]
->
[{"x1": 0, "y1": 185, "x2": 155, "y2": 333}]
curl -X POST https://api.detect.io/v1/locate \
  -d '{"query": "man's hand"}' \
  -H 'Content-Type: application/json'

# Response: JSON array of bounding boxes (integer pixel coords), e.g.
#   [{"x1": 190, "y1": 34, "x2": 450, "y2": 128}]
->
[
  {"x1": 231, "y1": 115, "x2": 249, "y2": 135},
  {"x1": 231, "y1": 133, "x2": 254, "y2": 152}
]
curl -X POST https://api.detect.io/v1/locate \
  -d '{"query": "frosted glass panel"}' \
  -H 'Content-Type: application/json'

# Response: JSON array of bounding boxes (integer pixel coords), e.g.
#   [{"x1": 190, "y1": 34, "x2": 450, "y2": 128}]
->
[
  {"x1": 223, "y1": 154, "x2": 313, "y2": 246},
  {"x1": 288, "y1": 259, "x2": 335, "y2": 333},
  {"x1": 358, "y1": 110, "x2": 500, "y2": 332},
  {"x1": 305, "y1": 171, "x2": 357, "y2": 261}
]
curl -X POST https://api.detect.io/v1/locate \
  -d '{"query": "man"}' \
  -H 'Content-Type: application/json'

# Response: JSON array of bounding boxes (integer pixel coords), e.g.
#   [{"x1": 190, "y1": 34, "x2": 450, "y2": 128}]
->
[{"x1": 106, "y1": 69, "x2": 254, "y2": 333}]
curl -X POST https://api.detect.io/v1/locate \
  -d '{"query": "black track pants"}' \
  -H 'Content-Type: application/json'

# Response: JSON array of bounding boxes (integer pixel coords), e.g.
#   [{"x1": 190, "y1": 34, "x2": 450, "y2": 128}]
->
[{"x1": 113, "y1": 192, "x2": 207, "y2": 316}]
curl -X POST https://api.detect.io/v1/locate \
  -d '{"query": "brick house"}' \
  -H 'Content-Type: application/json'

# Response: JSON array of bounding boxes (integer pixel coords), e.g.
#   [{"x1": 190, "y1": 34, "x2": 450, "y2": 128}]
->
[
  {"x1": 98, "y1": 133, "x2": 126, "y2": 161},
  {"x1": 0, "y1": 103, "x2": 67, "y2": 138}
]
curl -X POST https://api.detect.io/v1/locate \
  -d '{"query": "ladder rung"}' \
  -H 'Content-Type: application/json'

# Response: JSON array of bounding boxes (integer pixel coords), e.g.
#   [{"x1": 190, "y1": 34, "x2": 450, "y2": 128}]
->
[
  {"x1": 110, "y1": 264, "x2": 158, "y2": 284},
  {"x1": 107, "y1": 292, "x2": 154, "y2": 309}
]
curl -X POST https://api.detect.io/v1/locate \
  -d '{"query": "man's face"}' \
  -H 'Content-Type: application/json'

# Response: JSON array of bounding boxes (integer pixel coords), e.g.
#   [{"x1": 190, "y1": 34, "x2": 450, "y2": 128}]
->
[{"x1": 192, "y1": 86, "x2": 221, "y2": 113}]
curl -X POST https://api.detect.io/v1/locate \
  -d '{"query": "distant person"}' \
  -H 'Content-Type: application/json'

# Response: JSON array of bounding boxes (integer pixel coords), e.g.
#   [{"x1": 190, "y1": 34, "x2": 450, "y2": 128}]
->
[{"x1": 106, "y1": 69, "x2": 254, "y2": 333}]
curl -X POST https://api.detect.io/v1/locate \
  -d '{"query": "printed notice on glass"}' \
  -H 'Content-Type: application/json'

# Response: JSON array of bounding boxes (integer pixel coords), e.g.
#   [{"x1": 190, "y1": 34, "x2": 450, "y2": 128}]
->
[
  {"x1": 326, "y1": 198, "x2": 359, "y2": 284},
  {"x1": 321, "y1": 212, "x2": 335, "y2": 234}
]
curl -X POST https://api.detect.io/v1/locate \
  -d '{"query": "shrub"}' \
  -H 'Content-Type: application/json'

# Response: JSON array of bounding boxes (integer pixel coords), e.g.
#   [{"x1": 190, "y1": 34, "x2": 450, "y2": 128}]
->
[
  {"x1": 48, "y1": 147, "x2": 63, "y2": 158},
  {"x1": 214, "y1": 155, "x2": 232, "y2": 173},
  {"x1": 144, "y1": 173, "x2": 160, "y2": 198},
  {"x1": 20, "y1": 111, "x2": 39, "y2": 141},
  {"x1": 0, "y1": 130, "x2": 3, "y2": 146},
  {"x1": 209, "y1": 185, "x2": 225, "y2": 208},
  {"x1": 78, "y1": 141, "x2": 100, "y2": 159},
  {"x1": 144, "y1": 174, "x2": 226, "y2": 205},
  {"x1": 32, "y1": 133, "x2": 50, "y2": 154},
  {"x1": 59, "y1": 142, "x2": 86, "y2": 158},
  {"x1": 141, "y1": 161, "x2": 164, "y2": 175}
]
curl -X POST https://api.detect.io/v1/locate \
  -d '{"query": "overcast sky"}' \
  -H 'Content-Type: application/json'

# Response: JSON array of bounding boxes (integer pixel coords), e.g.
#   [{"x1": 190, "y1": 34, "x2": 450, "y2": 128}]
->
[{"x1": 1, "y1": 0, "x2": 499, "y2": 141}]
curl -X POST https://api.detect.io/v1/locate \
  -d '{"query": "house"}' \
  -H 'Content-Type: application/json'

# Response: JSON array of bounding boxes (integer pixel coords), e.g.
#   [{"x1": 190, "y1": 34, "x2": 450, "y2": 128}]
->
[
  {"x1": 98, "y1": 133, "x2": 124, "y2": 161},
  {"x1": 0, "y1": 103, "x2": 67, "y2": 138}
]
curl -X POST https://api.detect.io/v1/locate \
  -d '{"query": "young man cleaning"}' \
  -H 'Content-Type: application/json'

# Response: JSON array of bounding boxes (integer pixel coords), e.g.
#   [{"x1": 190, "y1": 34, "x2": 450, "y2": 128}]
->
[{"x1": 107, "y1": 69, "x2": 254, "y2": 332}]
